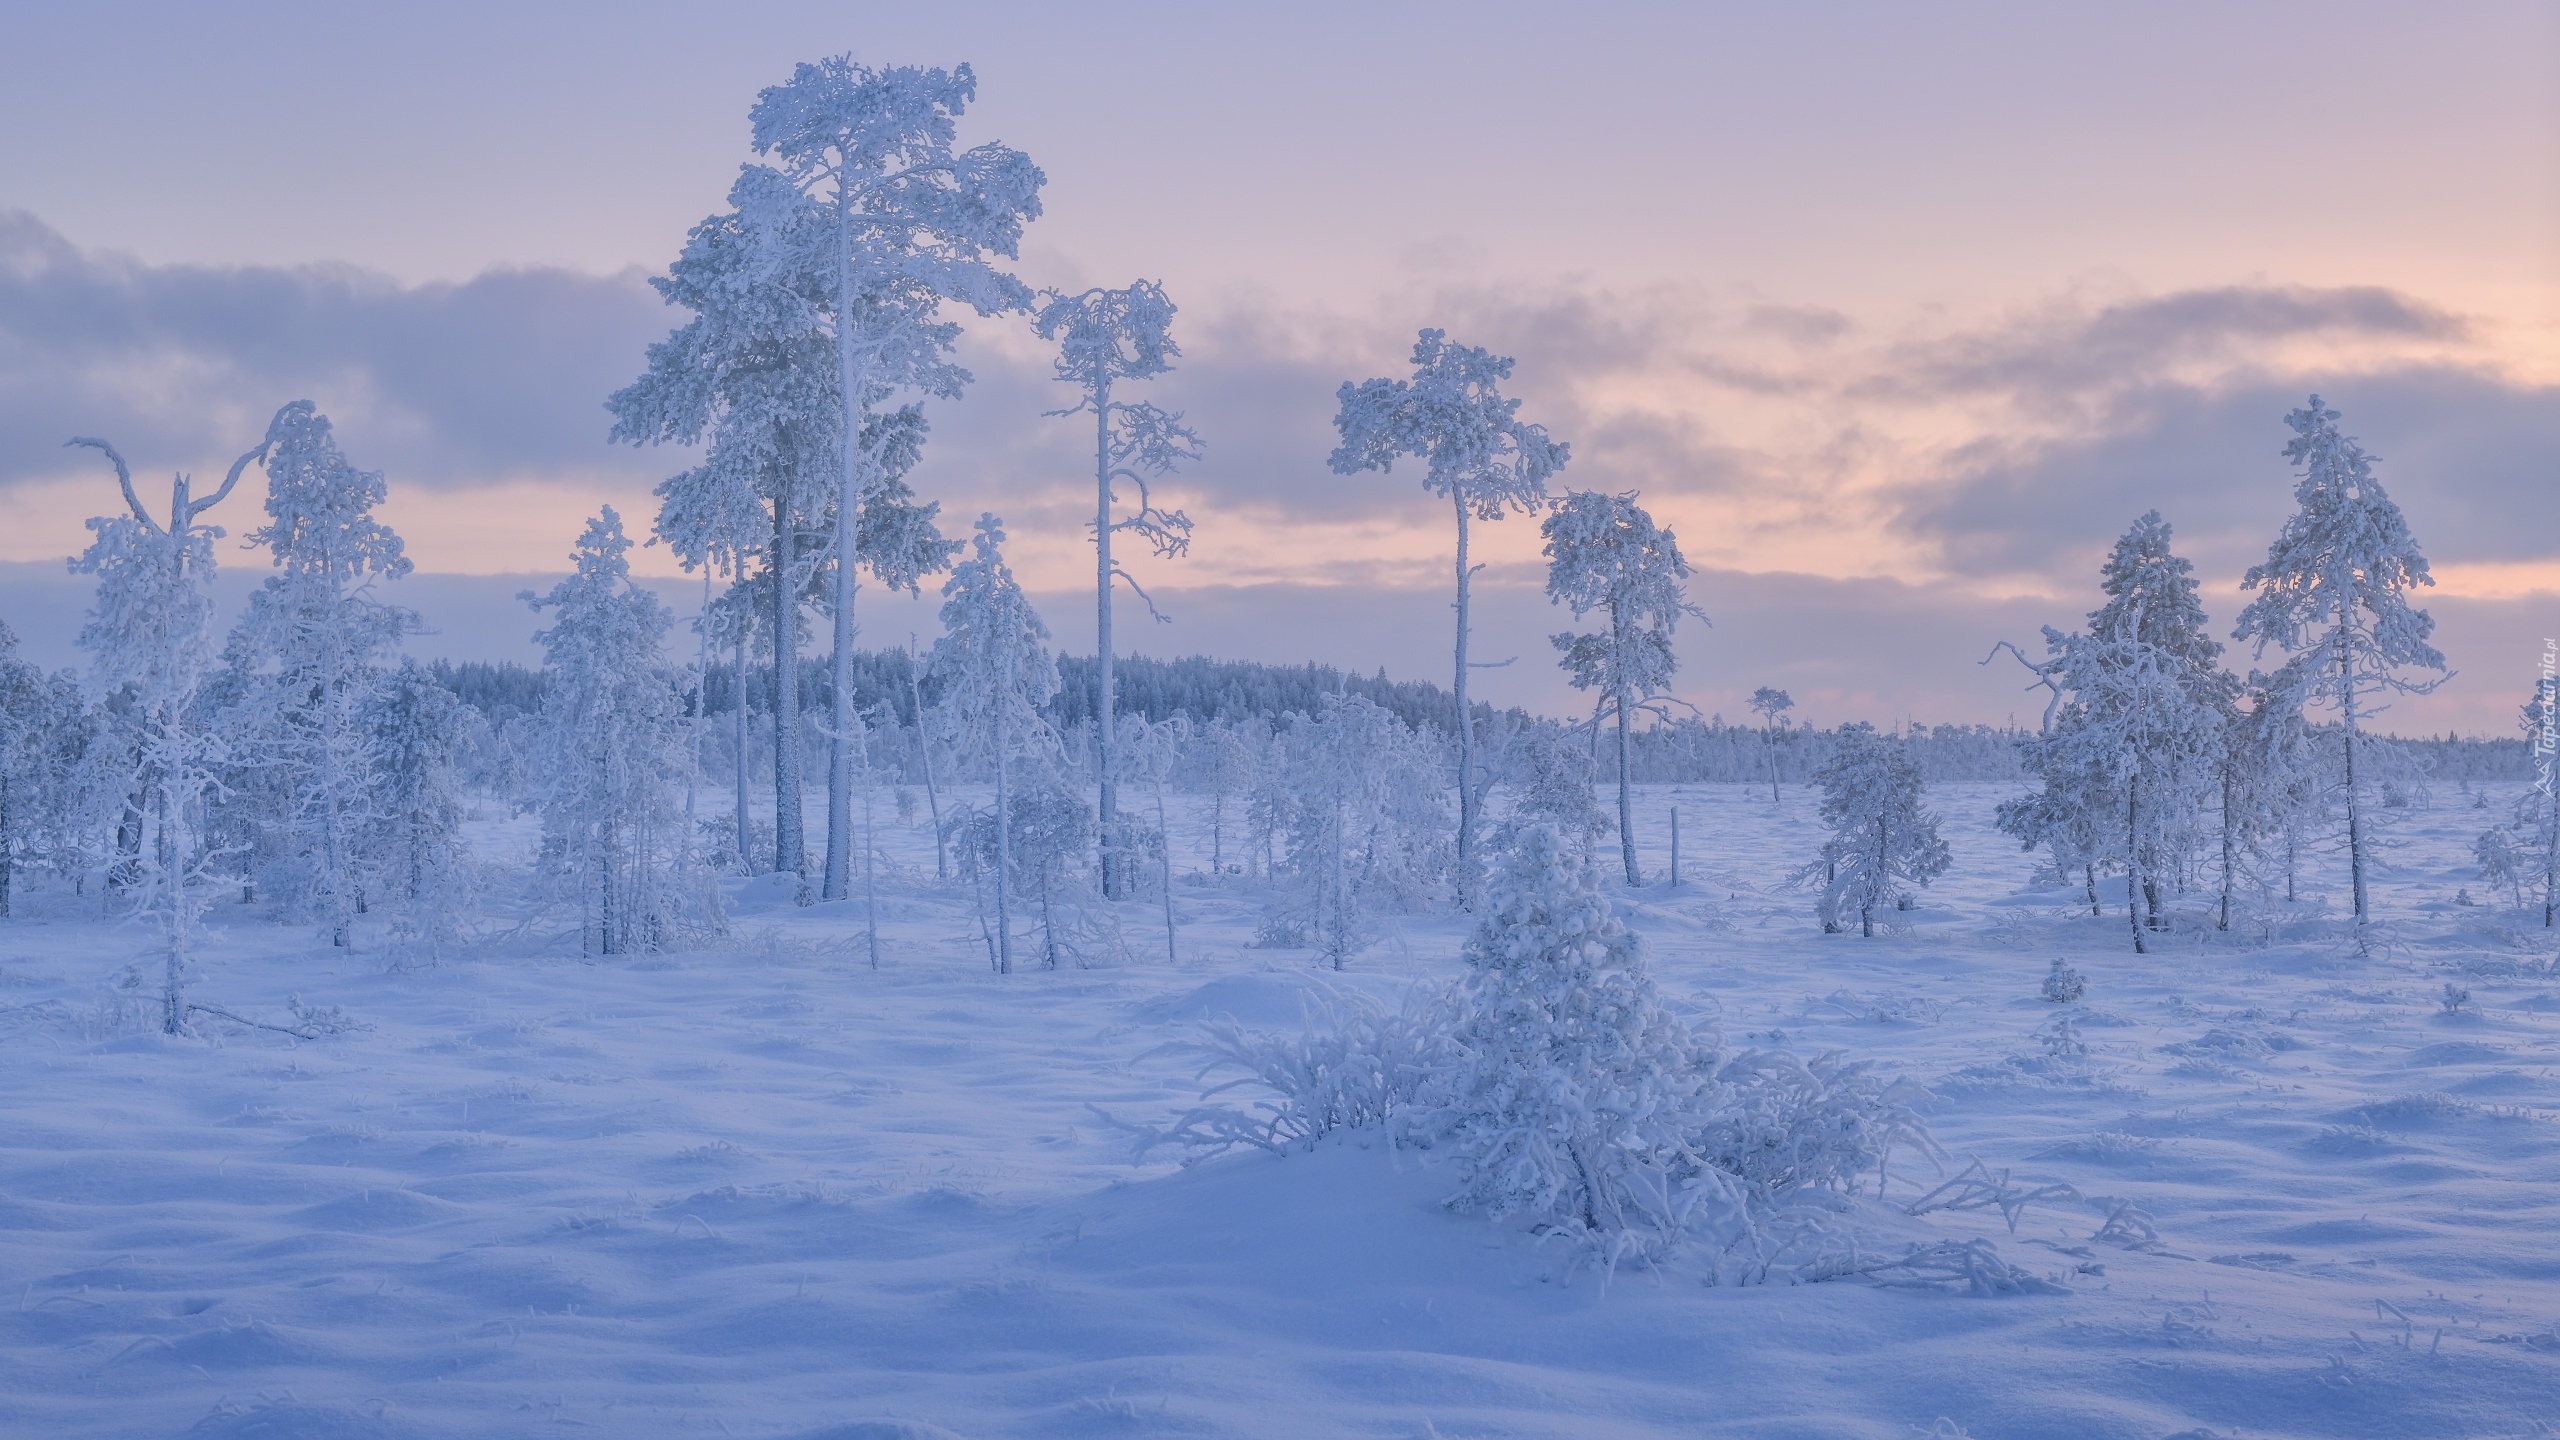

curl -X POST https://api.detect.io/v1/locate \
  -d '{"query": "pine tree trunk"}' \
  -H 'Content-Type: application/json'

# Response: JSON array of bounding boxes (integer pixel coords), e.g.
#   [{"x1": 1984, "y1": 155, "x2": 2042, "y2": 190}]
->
[
  {"x1": 0, "y1": 775, "x2": 12, "y2": 920},
  {"x1": 771, "y1": 497, "x2": 805, "y2": 877},
  {"x1": 862, "y1": 777, "x2": 879, "y2": 970},
  {"x1": 2218, "y1": 762, "x2": 2237, "y2": 932},
  {"x1": 905, "y1": 646, "x2": 946, "y2": 880},
  {"x1": 992, "y1": 738, "x2": 1013, "y2": 975},
  {"x1": 824, "y1": 476, "x2": 858, "y2": 901},
  {"x1": 1763, "y1": 723, "x2": 1780, "y2": 803},
  {"x1": 1155, "y1": 781, "x2": 1178, "y2": 964},
  {"x1": 733, "y1": 617, "x2": 752, "y2": 872},
  {"x1": 1450, "y1": 491, "x2": 1477, "y2": 907},
  {"x1": 1616, "y1": 685, "x2": 1638, "y2": 887},
  {"x1": 2543, "y1": 780, "x2": 2557, "y2": 927},
  {"x1": 1095, "y1": 383, "x2": 1120, "y2": 901},
  {"x1": 824, "y1": 208, "x2": 863, "y2": 904},
  {"x1": 2338, "y1": 632, "x2": 2369, "y2": 923},
  {"x1": 2085, "y1": 862, "x2": 2100, "y2": 918},
  {"x1": 2121, "y1": 776, "x2": 2139, "y2": 946}
]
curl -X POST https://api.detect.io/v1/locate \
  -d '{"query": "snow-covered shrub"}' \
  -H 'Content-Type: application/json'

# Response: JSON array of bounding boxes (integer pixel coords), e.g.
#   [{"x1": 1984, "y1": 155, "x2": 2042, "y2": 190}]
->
[
  {"x1": 1698, "y1": 1049, "x2": 1933, "y2": 1201},
  {"x1": 1162, "y1": 822, "x2": 1941, "y2": 1279}
]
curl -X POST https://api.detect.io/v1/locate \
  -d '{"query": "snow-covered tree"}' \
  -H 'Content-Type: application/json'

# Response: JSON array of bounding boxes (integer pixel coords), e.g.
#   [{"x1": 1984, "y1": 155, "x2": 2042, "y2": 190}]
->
[
  {"x1": 1122, "y1": 711, "x2": 1192, "y2": 963},
  {"x1": 363, "y1": 659, "x2": 471, "y2": 953},
  {"x1": 226, "y1": 402, "x2": 414, "y2": 945},
  {"x1": 1034, "y1": 280, "x2": 1200, "y2": 899},
  {"x1": 1257, "y1": 694, "x2": 1452, "y2": 969},
  {"x1": 526, "y1": 508, "x2": 716, "y2": 956},
  {"x1": 2233, "y1": 398, "x2": 2446, "y2": 926},
  {"x1": 1804, "y1": 722, "x2": 1950, "y2": 937},
  {"x1": 0, "y1": 622, "x2": 88, "y2": 917},
  {"x1": 611, "y1": 185, "x2": 836, "y2": 879},
  {"x1": 1425, "y1": 822, "x2": 1731, "y2": 1268},
  {"x1": 1542, "y1": 490, "x2": 1706, "y2": 885},
  {"x1": 2478, "y1": 679, "x2": 2558, "y2": 926},
  {"x1": 2228, "y1": 662, "x2": 2330, "y2": 907},
  {"x1": 67, "y1": 412, "x2": 287, "y2": 1030},
  {"x1": 1332, "y1": 330, "x2": 1568, "y2": 902},
  {"x1": 932, "y1": 515, "x2": 1061, "y2": 975},
  {"x1": 1749, "y1": 687, "x2": 1792, "y2": 803},
  {"x1": 748, "y1": 56, "x2": 1043, "y2": 904},
  {"x1": 1997, "y1": 513, "x2": 2234, "y2": 950}
]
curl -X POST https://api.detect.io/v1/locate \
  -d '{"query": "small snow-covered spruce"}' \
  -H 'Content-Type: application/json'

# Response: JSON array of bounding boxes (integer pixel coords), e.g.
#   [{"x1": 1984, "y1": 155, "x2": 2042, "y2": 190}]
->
[
  {"x1": 748, "y1": 56, "x2": 1042, "y2": 905},
  {"x1": 2041, "y1": 959, "x2": 2086, "y2": 1004},
  {"x1": 226, "y1": 402, "x2": 415, "y2": 946},
  {"x1": 66, "y1": 410, "x2": 291, "y2": 1031},
  {"x1": 1331, "y1": 331, "x2": 1568, "y2": 905},
  {"x1": 526, "y1": 508, "x2": 719, "y2": 957},
  {"x1": 1541, "y1": 489, "x2": 1707, "y2": 886},
  {"x1": 1495, "y1": 720, "x2": 1612, "y2": 860},
  {"x1": 1749, "y1": 687, "x2": 1793, "y2": 804},
  {"x1": 2233, "y1": 398, "x2": 2447, "y2": 928},
  {"x1": 932, "y1": 515, "x2": 1062, "y2": 975},
  {"x1": 1034, "y1": 281, "x2": 1200, "y2": 900},
  {"x1": 1803, "y1": 722, "x2": 1950, "y2": 937},
  {"x1": 1423, "y1": 823, "x2": 1734, "y2": 1268}
]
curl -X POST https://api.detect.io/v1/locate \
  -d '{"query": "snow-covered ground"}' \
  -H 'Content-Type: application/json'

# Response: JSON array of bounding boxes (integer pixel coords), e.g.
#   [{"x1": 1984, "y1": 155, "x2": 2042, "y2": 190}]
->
[{"x1": 2, "y1": 783, "x2": 2555, "y2": 1439}]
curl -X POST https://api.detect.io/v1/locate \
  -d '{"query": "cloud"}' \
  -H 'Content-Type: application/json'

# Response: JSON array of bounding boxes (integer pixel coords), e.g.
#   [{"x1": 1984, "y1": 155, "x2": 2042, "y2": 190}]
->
[
  {"x1": 0, "y1": 210, "x2": 672, "y2": 490},
  {"x1": 2, "y1": 214, "x2": 2548, "y2": 732}
]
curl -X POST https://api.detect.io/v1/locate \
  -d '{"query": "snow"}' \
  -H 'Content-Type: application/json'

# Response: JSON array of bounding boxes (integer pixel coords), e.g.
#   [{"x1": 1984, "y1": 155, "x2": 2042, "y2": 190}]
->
[{"x1": 3, "y1": 783, "x2": 2556, "y2": 1438}]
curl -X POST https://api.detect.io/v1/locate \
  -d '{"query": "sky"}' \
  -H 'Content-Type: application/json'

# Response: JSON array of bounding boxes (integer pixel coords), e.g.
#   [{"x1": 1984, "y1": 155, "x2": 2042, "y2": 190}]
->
[{"x1": 1, "y1": 0, "x2": 2554, "y2": 732}]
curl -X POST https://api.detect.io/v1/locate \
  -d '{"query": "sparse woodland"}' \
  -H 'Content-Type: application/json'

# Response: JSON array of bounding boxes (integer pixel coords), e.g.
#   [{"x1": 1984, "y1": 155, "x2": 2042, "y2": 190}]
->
[{"x1": 2, "y1": 48, "x2": 2555, "y2": 1440}]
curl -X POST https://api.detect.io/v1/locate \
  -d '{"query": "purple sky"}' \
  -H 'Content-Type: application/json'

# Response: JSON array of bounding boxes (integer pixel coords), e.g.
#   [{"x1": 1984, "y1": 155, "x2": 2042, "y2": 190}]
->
[{"x1": 2, "y1": 1, "x2": 2553, "y2": 732}]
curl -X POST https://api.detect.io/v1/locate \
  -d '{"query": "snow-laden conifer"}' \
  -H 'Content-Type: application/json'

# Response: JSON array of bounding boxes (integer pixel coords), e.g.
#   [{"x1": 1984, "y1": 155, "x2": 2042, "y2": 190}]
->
[
  {"x1": 1998, "y1": 514, "x2": 2232, "y2": 950},
  {"x1": 226, "y1": 402, "x2": 414, "y2": 944},
  {"x1": 1542, "y1": 490, "x2": 1706, "y2": 885},
  {"x1": 2233, "y1": 398, "x2": 2446, "y2": 926},
  {"x1": 1496, "y1": 720, "x2": 1612, "y2": 859},
  {"x1": 1034, "y1": 280, "x2": 1200, "y2": 899},
  {"x1": 747, "y1": 56, "x2": 1042, "y2": 904},
  {"x1": 364, "y1": 659, "x2": 471, "y2": 955},
  {"x1": 526, "y1": 508, "x2": 716, "y2": 956},
  {"x1": 66, "y1": 412, "x2": 288, "y2": 1029},
  {"x1": 611, "y1": 176, "x2": 838, "y2": 880},
  {"x1": 1805, "y1": 722, "x2": 1950, "y2": 937},
  {"x1": 0, "y1": 621, "x2": 89, "y2": 917},
  {"x1": 1423, "y1": 823, "x2": 1733, "y2": 1268},
  {"x1": 1331, "y1": 331, "x2": 1568, "y2": 903},
  {"x1": 932, "y1": 515, "x2": 1060, "y2": 975}
]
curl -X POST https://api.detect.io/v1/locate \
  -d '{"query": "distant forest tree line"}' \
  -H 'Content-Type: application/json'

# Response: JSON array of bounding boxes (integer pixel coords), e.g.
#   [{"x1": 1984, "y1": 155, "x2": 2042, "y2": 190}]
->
[{"x1": 423, "y1": 652, "x2": 2534, "y2": 789}]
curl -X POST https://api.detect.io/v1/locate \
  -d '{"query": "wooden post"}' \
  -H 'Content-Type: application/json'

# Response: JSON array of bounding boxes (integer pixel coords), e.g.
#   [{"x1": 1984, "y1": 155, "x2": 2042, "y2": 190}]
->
[{"x1": 1669, "y1": 805, "x2": 1680, "y2": 889}]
